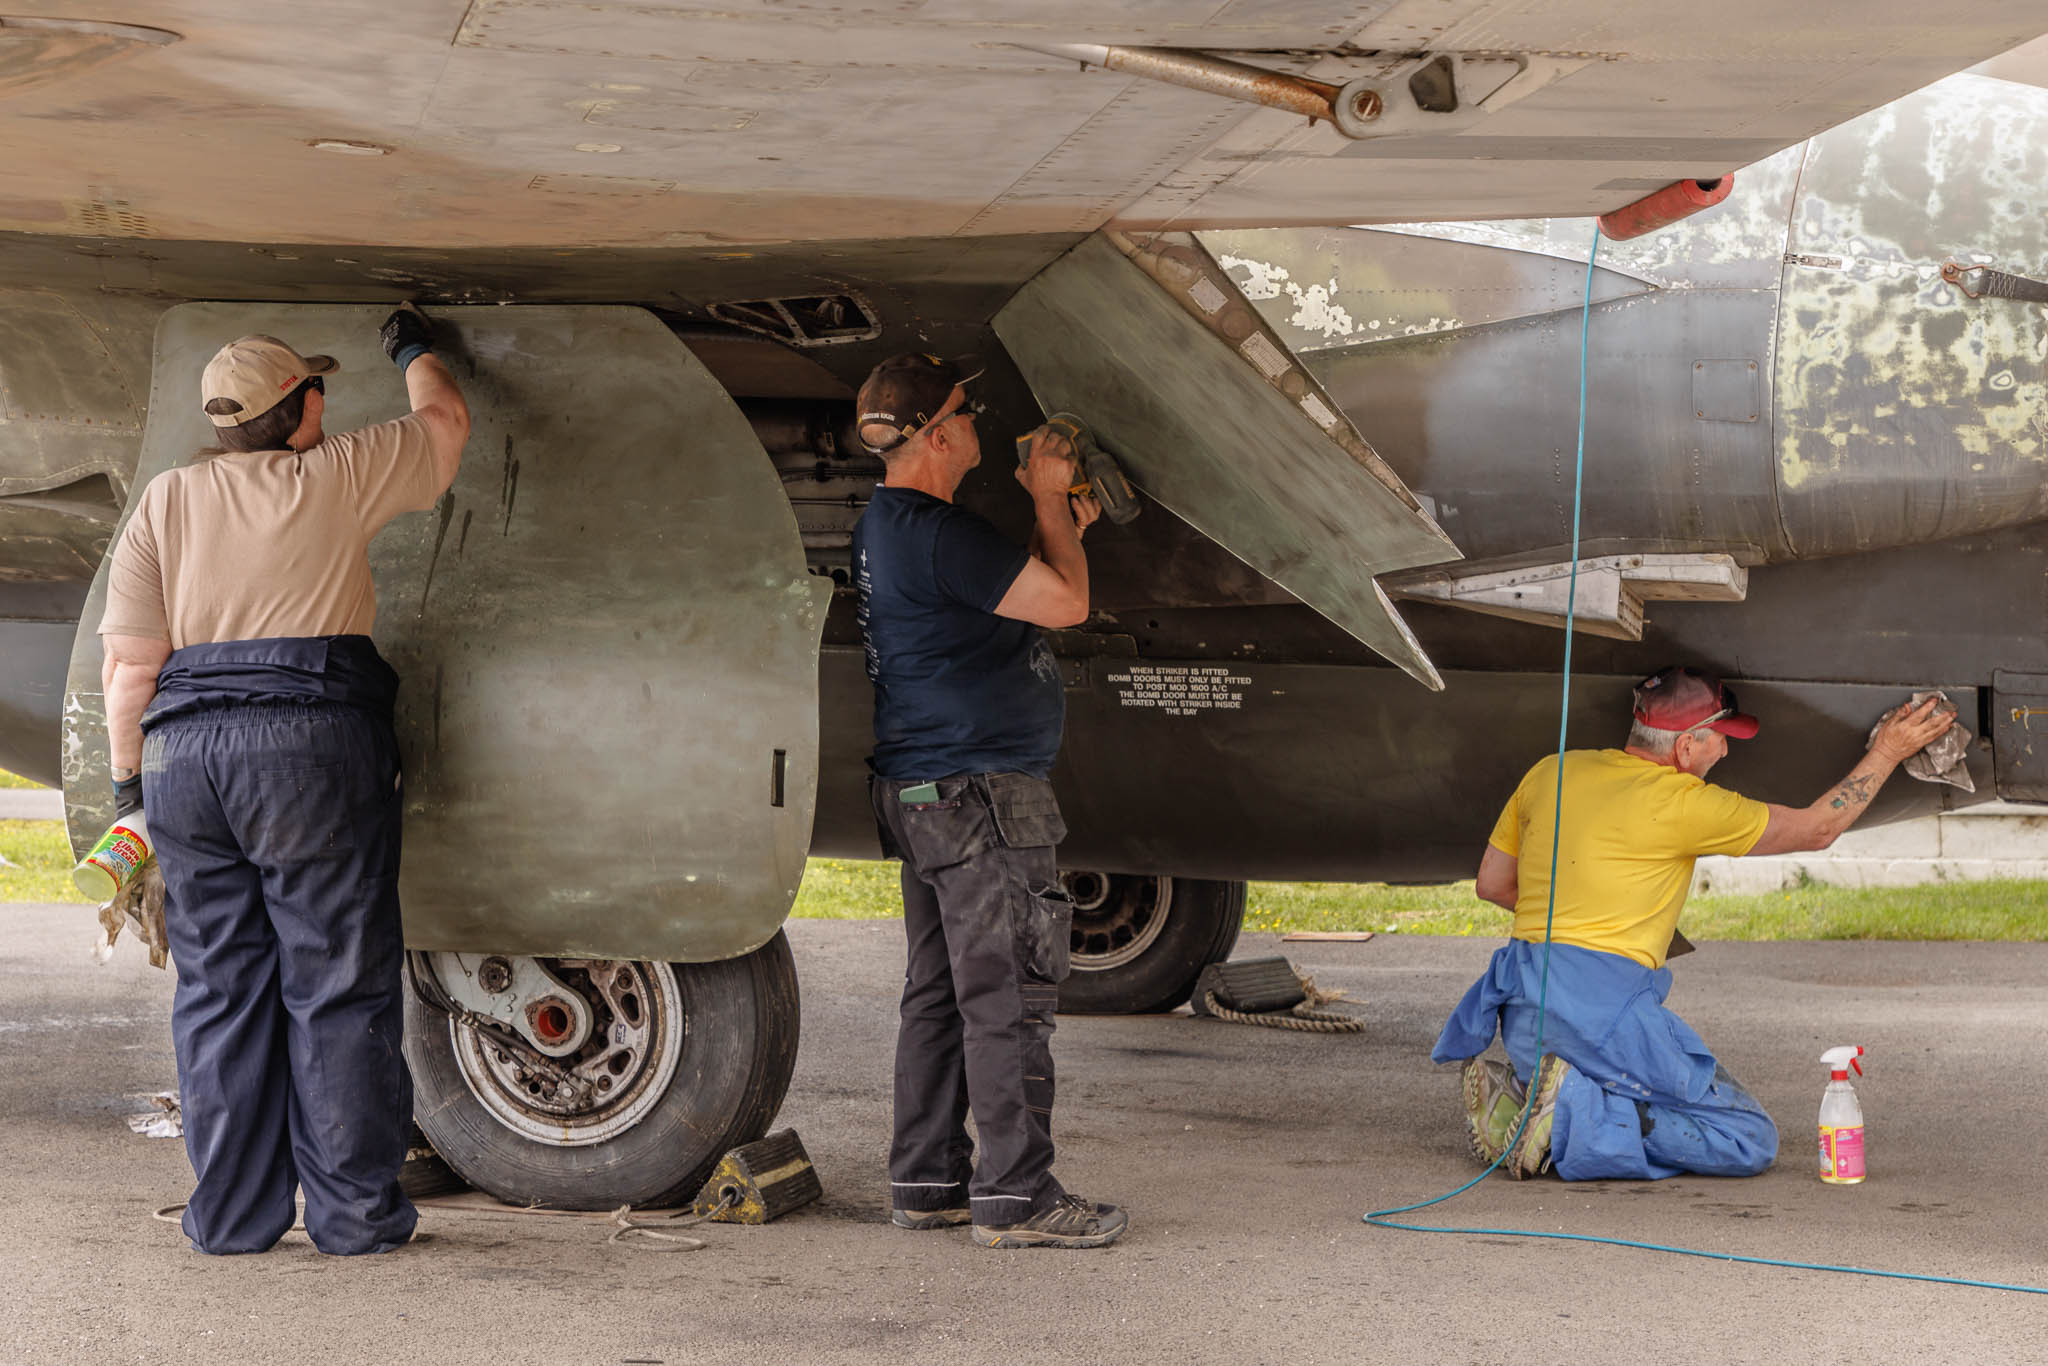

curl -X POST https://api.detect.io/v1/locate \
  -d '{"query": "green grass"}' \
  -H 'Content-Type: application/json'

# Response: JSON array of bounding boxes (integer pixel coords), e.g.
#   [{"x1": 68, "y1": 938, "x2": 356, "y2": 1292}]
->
[
  {"x1": 0, "y1": 769, "x2": 44, "y2": 790},
  {"x1": 1683, "y1": 879, "x2": 2048, "y2": 942},
  {"x1": 794, "y1": 857, "x2": 2048, "y2": 943},
  {"x1": 789, "y1": 856, "x2": 906, "y2": 920},
  {"x1": 1245, "y1": 880, "x2": 1492, "y2": 936},
  {"x1": 0, "y1": 819, "x2": 85, "y2": 904},
  {"x1": 8, "y1": 824, "x2": 2047, "y2": 942},
  {"x1": 1243, "y1": 875, "x2": 2048, "y2": 942}
]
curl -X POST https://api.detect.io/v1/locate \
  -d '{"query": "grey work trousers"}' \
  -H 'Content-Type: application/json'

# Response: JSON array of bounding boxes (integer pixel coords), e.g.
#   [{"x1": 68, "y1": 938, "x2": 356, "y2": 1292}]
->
[{"x1": 871, "y1": 773, "x2": 1075, "y2": 1225}]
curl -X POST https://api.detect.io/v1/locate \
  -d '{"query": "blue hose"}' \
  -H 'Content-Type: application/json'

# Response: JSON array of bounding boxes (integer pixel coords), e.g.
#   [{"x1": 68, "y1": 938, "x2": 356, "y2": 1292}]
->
[{"x1": 1360, "y1": 222, "x2": 2048, "y2": 1299}]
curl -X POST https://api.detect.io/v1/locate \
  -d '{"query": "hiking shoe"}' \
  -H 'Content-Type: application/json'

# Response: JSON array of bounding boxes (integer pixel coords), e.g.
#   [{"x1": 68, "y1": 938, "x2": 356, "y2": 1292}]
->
[
  {"x1": 891, "y1": 1207, "x2": 970, "y2": 1230},
  {"x1": 1460, "y1": 1056, "x2": 1524, "y2": 1165},
  {"x1": 972, "y1": 1195, "x2": 1127, "y2": 1250},
  {"x1": 1504, "y1": 1053, "x2": 1572, "y2": 1180}
]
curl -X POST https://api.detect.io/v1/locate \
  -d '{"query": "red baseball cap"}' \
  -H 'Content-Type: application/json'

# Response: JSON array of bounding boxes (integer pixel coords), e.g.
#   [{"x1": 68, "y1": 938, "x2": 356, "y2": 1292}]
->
[{"x1": 1632, "y1": 665, "x2": 1759, "y2": 739}]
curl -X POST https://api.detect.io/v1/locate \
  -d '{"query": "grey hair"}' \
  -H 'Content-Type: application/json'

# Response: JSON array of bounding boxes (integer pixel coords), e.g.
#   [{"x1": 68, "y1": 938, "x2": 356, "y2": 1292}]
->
[{"x1": 1627, "y1": 719, "x2": 1714, "y2": 758}]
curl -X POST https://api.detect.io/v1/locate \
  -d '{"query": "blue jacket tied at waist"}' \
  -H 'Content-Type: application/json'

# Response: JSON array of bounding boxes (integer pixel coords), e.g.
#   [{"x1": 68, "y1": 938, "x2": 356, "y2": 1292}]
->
[
  {"x1": 1433, "y1": 940, "x2": 1717, "y2": 1103},
  {"x1": 1434, "y1": 940, "x2": 1776, "y2": 1180}
]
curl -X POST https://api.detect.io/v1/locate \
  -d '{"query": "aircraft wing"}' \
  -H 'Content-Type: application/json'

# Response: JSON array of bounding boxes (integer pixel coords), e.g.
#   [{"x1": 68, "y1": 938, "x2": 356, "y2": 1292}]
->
[{"x1": 0, "y1": 3, "x2": 2040, "y2": 248}]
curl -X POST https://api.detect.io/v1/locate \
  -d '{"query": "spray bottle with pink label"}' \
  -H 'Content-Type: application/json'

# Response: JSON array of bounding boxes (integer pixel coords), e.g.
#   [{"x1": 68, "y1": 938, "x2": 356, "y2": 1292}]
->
[{"x1": 1818, "y1": 1045, "x2": 1866, "y2": 1185}]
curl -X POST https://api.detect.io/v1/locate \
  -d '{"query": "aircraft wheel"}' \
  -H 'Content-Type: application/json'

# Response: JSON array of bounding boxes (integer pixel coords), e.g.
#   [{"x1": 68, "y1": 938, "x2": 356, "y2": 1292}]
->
[
  {"x1": 403, "y1": 932, "x2": 799, "y2": 1211},
  {"x1": 1056, "y1": 874, "x2": 1245, "y2": 1015}
]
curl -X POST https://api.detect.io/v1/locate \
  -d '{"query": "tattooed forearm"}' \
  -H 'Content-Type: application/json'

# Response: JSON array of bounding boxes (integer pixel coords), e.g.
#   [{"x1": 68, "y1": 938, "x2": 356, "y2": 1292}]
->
[{"x1": 1828, "y1": 774, "x2": 1876, "y2": 810}]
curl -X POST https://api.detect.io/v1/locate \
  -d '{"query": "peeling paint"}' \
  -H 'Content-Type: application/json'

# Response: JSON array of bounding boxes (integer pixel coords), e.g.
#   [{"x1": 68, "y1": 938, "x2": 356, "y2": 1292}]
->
[
  {"x1": 1205, "y1": 222, "x2": 1669, "y2": 357},
  {"x1": 1284, "y1": 279, "x2": 1355, "y2": 341},
  {"x1": 1774, "y1": 72, "x2": 2048, "y2": 554},
  {"x1": 1214, "y1": 251, "x2": 1289, "y2": 301}
]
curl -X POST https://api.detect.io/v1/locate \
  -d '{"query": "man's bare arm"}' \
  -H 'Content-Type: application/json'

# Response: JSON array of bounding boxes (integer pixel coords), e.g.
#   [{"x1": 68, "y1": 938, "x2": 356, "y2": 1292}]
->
[
  {"x1": 1475, "y1": 843, "x2": 1519, "y2": 910},
  {"x1": 1027, "y1": 492, "x2": 1100, "y2": 560},
  {"x1": 404, "y1": 353, "x2": 469, "y2": 497},
  {"x1": 995, "y1": 428, "x2": 1089, "y2": 628},
  {"x1": 1748, "y1": 697, "x2": 1953, "y2": 856},
  {"x1": 101, "y1": 634, "x2": 172, "y2": 775}
]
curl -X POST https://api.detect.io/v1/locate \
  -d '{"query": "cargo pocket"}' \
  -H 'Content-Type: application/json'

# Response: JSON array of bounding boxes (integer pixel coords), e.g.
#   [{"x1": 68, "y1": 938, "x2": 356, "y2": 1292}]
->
[
  {"x1": 984, "y1": 772, "x2": 1067, "y2": 849},
  {"x1": 1016, "y1": 879, "x2": 1074, "y2": 983}
]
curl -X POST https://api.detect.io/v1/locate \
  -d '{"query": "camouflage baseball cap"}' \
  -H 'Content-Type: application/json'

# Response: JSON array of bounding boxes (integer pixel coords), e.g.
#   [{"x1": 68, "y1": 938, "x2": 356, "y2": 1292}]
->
[{"x1": 855, "y1": 352, "x2": 982, "y2": 454}]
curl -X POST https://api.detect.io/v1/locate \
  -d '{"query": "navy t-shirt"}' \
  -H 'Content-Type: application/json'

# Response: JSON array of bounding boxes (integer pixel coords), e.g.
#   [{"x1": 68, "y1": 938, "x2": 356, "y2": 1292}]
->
[{"x1": 853, "y1": 486, "x2": 1065, "y2": 780}]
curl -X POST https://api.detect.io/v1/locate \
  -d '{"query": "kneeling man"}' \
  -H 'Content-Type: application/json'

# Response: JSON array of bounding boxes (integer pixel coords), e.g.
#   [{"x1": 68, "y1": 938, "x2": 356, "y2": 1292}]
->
[{"x1": 1436, "y1": 666, "x2": 1951, "y2": 1181}]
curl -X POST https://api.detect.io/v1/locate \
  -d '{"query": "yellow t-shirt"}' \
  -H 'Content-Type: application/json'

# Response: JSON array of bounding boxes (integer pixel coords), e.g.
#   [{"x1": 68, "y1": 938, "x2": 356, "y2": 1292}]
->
[{"x1": 1488, "y1": 749, "x2": 1769, "y2": 969}]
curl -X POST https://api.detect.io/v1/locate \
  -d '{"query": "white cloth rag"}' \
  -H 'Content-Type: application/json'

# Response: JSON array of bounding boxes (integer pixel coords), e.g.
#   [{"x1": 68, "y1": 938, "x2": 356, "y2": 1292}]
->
[{"x1": 1867, "y1": 690, "x2": 1974, "y2": 792}]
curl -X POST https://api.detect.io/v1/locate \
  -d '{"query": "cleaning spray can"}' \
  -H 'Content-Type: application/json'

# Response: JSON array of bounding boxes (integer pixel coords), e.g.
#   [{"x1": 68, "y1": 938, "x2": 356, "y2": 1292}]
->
[
  {"x1": 73, "y1": 812, "x2": 152, "y2": 902},
  {"x1": 1818, "y1": 1045, "x2": 1866, "y2": 1185}
]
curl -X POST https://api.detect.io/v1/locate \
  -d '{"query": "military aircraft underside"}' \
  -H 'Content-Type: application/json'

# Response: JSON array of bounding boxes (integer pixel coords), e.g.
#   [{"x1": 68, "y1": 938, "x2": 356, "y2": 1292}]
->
[{"x1": 2, "y1": 4, "x2": 2045, "y2": 1208}]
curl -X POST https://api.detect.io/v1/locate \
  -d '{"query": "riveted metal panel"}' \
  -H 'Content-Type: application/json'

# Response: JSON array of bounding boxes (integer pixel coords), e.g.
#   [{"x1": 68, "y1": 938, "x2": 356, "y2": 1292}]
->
[
  {"x1": 992, "y1": 231, "x2": 1454, "y2": 689},
  {"x1": 1692, "y1": 358, "x2": 1760, "y2": 423},
  {"x1": 64, "y1": 304, "x2": 828, "y2": 962},
  {"x1": 1992, "y1": 670, "x2": 2048, "y2": 802},
  {"x1": 1311, "y1": 288, "x2": 1786, "y2": 565},
  {"x1": 813, "y1": 645, "x2": 1979, "y2": 881}
]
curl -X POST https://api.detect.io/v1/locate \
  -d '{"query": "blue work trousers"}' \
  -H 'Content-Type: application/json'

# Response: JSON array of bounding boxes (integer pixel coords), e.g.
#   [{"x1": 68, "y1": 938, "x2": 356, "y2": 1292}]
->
[
  {"x1": 143, "y1": 637, "x2": 416, "y2": 1255},
  {"x1": 1435, "y1": 940, "x2": 1778, "y2": 1181}
]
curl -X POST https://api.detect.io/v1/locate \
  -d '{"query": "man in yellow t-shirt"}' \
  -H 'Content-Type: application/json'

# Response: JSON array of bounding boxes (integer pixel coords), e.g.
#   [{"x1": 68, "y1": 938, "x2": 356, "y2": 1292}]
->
[{"x1": 1434, "y1": 666, "x2": 1953, "y2": 1182}]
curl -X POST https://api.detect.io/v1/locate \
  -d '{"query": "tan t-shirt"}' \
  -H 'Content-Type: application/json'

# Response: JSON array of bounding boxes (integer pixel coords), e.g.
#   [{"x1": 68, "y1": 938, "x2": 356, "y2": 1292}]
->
[{"x1": 100, "y1": 413, "x2": 439, "y2": 648}]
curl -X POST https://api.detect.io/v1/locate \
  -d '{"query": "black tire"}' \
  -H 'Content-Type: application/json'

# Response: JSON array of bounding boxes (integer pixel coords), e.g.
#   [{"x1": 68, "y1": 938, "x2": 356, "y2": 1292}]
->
[
  {"x1": 404, "y1": 932, "x2": 800, "y2": 1211},
  {"x1": 1057, "y1": 875, "x2": 1245, "y2": 1015}
]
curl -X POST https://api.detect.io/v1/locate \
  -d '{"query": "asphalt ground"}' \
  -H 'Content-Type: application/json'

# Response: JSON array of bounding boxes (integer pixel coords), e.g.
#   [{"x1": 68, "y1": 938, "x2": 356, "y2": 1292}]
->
[
  {"x1": 0, "y1": 788, "x2": 63, "y2": 821},
  {"x1": 5, "y1": 904, "x2": 2046, "y2": 1365}
]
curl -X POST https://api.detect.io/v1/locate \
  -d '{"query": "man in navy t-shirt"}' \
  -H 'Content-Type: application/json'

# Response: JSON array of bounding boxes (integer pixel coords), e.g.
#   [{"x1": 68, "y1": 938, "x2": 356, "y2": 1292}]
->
[{"x1": 852, "y1": 352, "x2": 1124, "y2": 1250}]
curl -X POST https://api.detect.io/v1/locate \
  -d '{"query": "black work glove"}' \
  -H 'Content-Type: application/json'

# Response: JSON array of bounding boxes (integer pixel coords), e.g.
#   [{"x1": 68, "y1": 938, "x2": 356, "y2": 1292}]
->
[
  {"x1": 379, "y1": 303, "x2": 434, "y2": 373},
  {"x1": 113, "y1": 774, "x2": 143, "y2": 820}
]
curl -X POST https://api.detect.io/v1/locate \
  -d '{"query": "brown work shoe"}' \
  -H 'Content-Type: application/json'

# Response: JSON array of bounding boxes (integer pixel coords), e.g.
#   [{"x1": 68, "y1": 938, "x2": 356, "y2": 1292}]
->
[
  {"x1": 1504, "y1": 1053, "x2": 1572, "y2": 1180},
  {"x1": 891, "y1": 1206, "x2": 970, "y2": 1230},
  {"x1": 972, "y1": 1195, "x2": 1127, "y2": 1250},
  {"x1": 1461, "y1": 1056, "x2": 1524, "y2": 1165}
]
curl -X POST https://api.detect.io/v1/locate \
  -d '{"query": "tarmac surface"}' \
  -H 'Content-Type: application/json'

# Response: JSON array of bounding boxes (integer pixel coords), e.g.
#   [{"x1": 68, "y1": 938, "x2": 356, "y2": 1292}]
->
[
  {"x1": 0, "y1": 787, "x2": 64, "y2": 821},
  {"x1": 5, "y1": 903, "x2": 2046, "y2": 1365}
]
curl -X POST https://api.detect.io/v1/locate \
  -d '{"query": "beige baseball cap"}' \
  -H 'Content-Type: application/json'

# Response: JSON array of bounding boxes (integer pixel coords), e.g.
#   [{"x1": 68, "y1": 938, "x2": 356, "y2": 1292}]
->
[{"x1": 199, "y1": 335, "x2": 338, "y2": 427}]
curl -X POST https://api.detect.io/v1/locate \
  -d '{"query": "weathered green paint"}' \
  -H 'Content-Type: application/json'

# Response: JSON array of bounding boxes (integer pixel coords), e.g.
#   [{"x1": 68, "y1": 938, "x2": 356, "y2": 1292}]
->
[{"x1": 1774, "y1": 72, "x2": 2048, "y2": 554}]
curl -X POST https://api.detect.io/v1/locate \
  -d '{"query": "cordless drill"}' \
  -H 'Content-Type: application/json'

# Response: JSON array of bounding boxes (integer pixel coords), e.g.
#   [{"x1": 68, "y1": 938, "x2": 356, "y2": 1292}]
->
[{"x1": 1014, "y1": 412, "x2": 1142, "y2": 525}]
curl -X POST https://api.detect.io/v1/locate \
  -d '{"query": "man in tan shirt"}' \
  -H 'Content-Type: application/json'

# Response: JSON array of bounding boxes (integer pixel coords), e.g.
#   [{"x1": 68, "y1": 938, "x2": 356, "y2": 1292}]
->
[{"x1": 99, "y1": 307, "x2": 467, "y2": 1255}]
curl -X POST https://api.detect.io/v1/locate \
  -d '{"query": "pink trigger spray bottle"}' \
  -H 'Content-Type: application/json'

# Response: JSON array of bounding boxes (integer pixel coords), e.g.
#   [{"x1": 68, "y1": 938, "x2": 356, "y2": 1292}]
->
[{"x1": 1818, "y1": 1045, "x2": 1866, "y2": 1185}]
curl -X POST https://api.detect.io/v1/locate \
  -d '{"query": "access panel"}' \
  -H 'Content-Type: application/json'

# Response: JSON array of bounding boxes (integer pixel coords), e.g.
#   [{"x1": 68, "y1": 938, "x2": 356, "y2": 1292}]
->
[
  {"x1": 65, "y1": 305, "x2": 828, "y2": 962},
  {"x1": 993, "y1": 230, "x2": 1459, "y2": 689}
]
